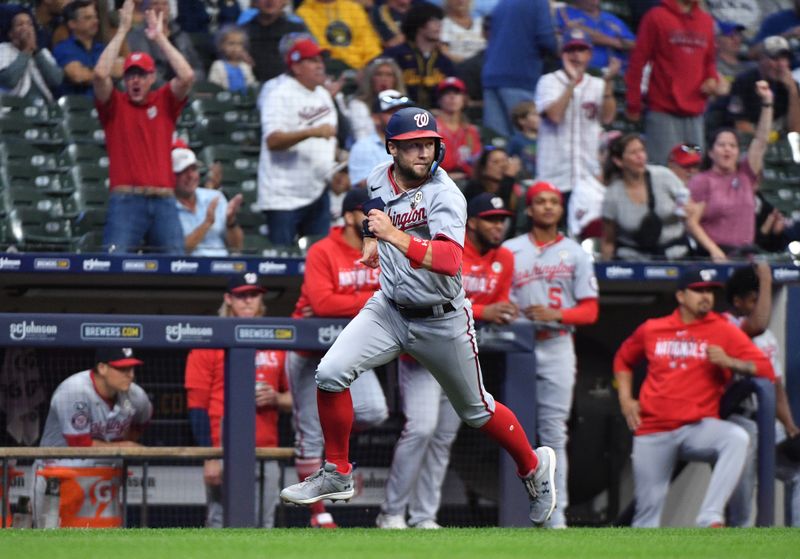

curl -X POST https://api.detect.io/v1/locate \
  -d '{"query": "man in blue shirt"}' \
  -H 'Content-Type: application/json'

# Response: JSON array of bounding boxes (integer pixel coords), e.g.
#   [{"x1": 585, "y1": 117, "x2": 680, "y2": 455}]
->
[
  {"x1": 554, "y1": 0, "x2": 635, "y2": 72},
  {"x1": 481, "y1": 0, "x2": 558, "y2": 137},
  {"x1": 53, "y1": 0, "x2": 111, "y2": 97},
  {"x1": 348, "y1": 89, "x2": 413, "y2": 187},
  {"x1": 173, "y1": 146, "x2": 244, "y2": 257}
]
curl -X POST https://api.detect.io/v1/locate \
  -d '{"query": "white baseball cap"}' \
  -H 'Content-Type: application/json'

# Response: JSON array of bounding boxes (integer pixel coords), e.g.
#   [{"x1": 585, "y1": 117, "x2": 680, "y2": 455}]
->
[{"x1": 172, "y1": 148, "x2": 199, "y2": 174}]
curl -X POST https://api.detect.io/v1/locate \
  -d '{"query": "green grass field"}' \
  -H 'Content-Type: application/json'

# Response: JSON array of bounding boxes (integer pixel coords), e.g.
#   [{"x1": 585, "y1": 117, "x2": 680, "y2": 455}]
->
[{"x1": 1, "y1": 528, "x2": 799, "y2": 559}]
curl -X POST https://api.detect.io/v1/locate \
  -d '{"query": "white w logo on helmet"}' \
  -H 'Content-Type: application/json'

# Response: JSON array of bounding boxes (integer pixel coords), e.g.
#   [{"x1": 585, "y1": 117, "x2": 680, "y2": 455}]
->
[{"x1": 413, "y1": 112, "x2": 430, "y2": 127}]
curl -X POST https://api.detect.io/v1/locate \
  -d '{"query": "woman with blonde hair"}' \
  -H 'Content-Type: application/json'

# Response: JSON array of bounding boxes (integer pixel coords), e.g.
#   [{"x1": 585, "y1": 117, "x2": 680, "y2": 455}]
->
[{"x1": 347, "y1": 56, "x2": 406, "y2": 140}]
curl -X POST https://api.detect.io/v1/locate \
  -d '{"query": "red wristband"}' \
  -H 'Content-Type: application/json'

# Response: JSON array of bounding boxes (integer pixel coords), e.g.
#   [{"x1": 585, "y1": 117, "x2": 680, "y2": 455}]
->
[{"x1": 406, "y1": 236, "x2": 429, "y2": 266}]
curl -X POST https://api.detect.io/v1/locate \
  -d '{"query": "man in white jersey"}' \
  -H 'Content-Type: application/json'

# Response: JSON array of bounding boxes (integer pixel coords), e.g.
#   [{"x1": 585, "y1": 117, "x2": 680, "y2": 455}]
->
[
  {"x1": 534, "y1": 28, "x2": 618, "y2": 237},
  {"x1": 724, "y1": 264, "x2": 800, "y2": 527},
  {"x1": 256, "y1": 37, "x2": 338, "y2": 247},
  {"x1": 33, "y1": 347, "x2": 152, "y2": 526},
  {"x1": 503, "y1": 181, "x2": 599, "y2": 528},
  {"x1": 280, "y1": 106, "x2": 558, "y2": 526}
]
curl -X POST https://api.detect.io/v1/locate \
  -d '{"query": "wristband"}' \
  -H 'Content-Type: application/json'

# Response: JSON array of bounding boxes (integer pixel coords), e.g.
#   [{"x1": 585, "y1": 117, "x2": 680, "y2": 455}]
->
[
  {"x1": 405, "y1": 236, "x2": 428, "y2": 265},
  {"x1": 362, "y1": 218, "x2": 375, "y2": 238}
]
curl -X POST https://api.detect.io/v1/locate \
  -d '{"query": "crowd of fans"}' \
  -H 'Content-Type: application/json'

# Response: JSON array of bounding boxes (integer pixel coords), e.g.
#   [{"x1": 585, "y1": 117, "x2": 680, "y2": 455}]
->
[{"x1": 1, "y1": 0, "x2": 800, "y2": 259}]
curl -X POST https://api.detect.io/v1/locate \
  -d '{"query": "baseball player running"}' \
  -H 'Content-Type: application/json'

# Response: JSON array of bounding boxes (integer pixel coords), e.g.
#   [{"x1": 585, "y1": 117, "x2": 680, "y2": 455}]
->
[
  {"x1": 377, "y1": 192, "x2": 519, "y2": 529},
  {"x1": 286, "y1": 188, "x2": 389, "y2": 528},
  {"x1": 33, "y1": 348, "x2": 152, "y2": 526},
  {"x1": 502, "y1": 181, "x2": 599, "y2": 528},
  {"x1": 281, "y1": 107, "x2": 557, "y2": 526}
]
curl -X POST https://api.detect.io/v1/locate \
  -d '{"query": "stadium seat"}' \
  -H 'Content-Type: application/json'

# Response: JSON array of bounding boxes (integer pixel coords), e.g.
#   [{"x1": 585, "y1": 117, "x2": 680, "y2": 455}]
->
[
  {"x1": 200, "y1": 145, "x2": 259, "y2": 175},
  {"x1": 241, "y1": 232, "x2": 273, "y2": 256},
  {"x1": 57, "y1": 95, "x2": 99, "y2": 119},
  {"x1": 1, "y1": 162, "x2": 71, "y2": 194},
  {"x1": 221, "y1": 178, "x2": 258, "y2": 207},
  {"x1": 63, "y1": 115, "x2": 106, "y2": 145},
  {"x1": 192, "y1": 98, "x2": 260, "y2": 130},
  {"x1": 191, "y1": 80, "x2": 225, "y2": 98},
  {"x1": 65, "y1": 164, "x2": 109, "y2": 193},
  {"x1": 7, "y1": 207, "x2": 74, "y2": 248},
  {"x1": 73, "y1": 207, "x2": 107, "y2": 236},
  {"x1": 60, "y1": 143, "x2": 109, "y2": 168},
  {"x1": 193, "y1": 117, "x2": 260, "y2": 150},
  {"x1": 177, "y1": 103, "x2": 198, "y2": 129},
  {"x1": 0, "y1": 142, "x2": 64, "y2": 171},
  {"x1": 236, "y1": 207, "x2": 263, "y2": 235},
  {"x1": 0, "y1": 114, "x2": 67, "y2": 150},
  {"x1": 7, "y1": 188, "x2": 80, "y2": 219},
  {"x1": 0, "y1": 94, "x2": 61, "y2": 124}
]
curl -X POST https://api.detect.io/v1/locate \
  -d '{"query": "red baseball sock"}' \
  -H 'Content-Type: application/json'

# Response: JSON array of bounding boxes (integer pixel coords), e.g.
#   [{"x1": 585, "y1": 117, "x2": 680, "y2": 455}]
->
[
  {"x1": 317, "y1": 388, "x2": 353, "y2": 475},
  {"x1": 296, "y1": 458, "x2": 327, "y2": 516},
  {"x1": 479, "y1": 402, "x2": 538, "y2": 477}
]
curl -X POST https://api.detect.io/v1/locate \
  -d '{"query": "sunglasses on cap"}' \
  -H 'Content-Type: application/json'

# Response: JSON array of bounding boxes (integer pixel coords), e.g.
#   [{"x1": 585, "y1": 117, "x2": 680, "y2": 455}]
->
[
  {"x1": 680, "y1": 144, "x2": 701, "y2": 154},
  {"x1": 379, "y1": 93, "x2": 411, "y2": 108}
]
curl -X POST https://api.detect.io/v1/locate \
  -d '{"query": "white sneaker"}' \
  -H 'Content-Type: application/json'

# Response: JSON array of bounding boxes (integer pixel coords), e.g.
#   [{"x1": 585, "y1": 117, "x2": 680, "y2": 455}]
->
[
  {"x1": 412, "y1": 519, "x2": 441, "y2": 529},
  {"x1": 280, "y1": 462, "x2": 354, "y2": 505},
  {"x1": 523, "y1": 446, "x2": 557, "y2": 526},
  {"x1": 375, "y1": 513, "x2": 408, "y2": 529}
]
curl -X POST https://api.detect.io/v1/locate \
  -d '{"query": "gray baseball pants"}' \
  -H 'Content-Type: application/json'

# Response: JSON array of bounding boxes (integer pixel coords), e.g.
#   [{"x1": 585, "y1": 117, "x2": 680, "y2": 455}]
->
[
  {"x1": 632, "y1": 417, "x2": 749, "y2": 527},
  {"x1": 382, "y1": 358, "x2": 462, "y2": 525}
]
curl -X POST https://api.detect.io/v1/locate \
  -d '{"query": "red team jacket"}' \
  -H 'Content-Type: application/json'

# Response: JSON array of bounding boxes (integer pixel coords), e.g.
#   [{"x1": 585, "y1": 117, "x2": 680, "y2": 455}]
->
[
  {"x1": 613, "y1": 310, "x2": 774, "y2": 436},
  {"x1": 292, "y1": 226, "x2": 381, "y2": 319},
  {"x1": 184, "y1": 349, "x2": 288, "y2": 447},
  {"x1": 462, "y1": 236, "x2": 514, "y2": 319}
]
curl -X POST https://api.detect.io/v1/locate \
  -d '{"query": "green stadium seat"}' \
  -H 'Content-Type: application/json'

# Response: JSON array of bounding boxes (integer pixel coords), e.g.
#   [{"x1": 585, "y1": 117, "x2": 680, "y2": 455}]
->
[
  {"x1": 8, "y1": 207, "x2": 74, "y2": 247},
  {"x1": 191, "y1": 80, "x2": 225, "y2": 99},
  {"x1": 0, "y1": 94, "x2": 61, "y2": 124},
  {"x1": 73, "y1": 207, "x2": 107, "y2": 236},
  {"x1": 57, "y1": 95, "x2": 99, "y2": 118},
  {"x1": 193, "y1": 117, "x2": 260, "y2": 150},
  {"x1": 73, "y1": 230, "x2": 105, "y2": 253},
  {"x1": 60, "y1": 143, "x2": 109, "y2": 168},
  {"x1": 236, "y1": 207, "x2": 263, "y2": 234},
  {"x1": 241, "y1": 232, "x2": 273, "y2": 256},
  {"x1": 0, "y1": 142, "x2": 64, "y2": 171},
  {"x1": 200, "y1": 145, "x2": 259, "y2": 175},
  {"x1": 63, "y1": 115, "x2": 106, "y2": 145},
  {"x1": 0, "y1": 114, "x2": 66, "y2": 150},
  {"x1": 177, "y1": 103, "x2": 198, "y2": 129},
  {"x1": 7, "y1": 188, "x2": 80, "y2": 219},
  {"x1": 1, "y1": 162, "x2": 72, "y2": 194},
  {"x1": 221, "y1": 178, "x2": 258, "y2": 207},
  {"x1": 65, "y1": 164, "x2": 109, "y2": 193}
]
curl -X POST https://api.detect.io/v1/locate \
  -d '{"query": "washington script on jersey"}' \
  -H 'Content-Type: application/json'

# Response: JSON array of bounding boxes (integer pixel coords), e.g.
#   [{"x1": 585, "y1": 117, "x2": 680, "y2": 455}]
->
[
  {"x1": 654, "y1": 337, "x2": 709, "y2": 361},
  {"x1": 389, "y1": 206, "x2": 427, "y2": 231},
  {"x1": 514, "y1": 261, "x2": 576, "y2": 286}
]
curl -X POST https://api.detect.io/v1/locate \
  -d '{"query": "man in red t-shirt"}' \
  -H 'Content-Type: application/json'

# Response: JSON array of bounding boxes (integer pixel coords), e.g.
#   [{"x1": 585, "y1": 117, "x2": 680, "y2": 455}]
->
[
  {"x1": 92, "y1": 0, "x2": 195, "y2": 253},
  {"x1": 285, "y1": 188, "x2": 389, "y2": 528},
  {"x1": 184, "y1": 273, "x2": 292, "y2": 528},
  {"x1": 613, "y1": 266, "x2": 774, "y2": 527},
  {"x1": 377, "y1": 192, "x2": 519, "y2": 529}
]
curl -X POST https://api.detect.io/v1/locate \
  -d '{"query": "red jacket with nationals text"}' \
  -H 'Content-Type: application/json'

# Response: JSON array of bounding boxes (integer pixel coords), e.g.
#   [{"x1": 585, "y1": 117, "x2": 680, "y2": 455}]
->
[
  {"x1": 613, "y1": 310, "x2": 774, "y2": 436},
  {"x1": 624, "y1": 0, "x2": 717, "y2": 116},
  {"x1": 292, "y1": 226, "x2": 381, "y2": 319},
  {"x1": 184, "y1": 349, "x2": 288, "y2": 447},
  {"x1": 462, "y1": 236, "x2": 514, "y2": 318}
]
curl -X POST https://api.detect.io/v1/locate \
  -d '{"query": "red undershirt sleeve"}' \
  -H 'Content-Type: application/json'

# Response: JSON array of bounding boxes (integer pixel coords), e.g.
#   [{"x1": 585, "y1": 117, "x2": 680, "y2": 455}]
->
[
  {"x1": 429, "y1": 236, "x2": 463, "y2": 276},
  {"x1": 560, "y1": 298, "x2": 599, "y2": 326}
]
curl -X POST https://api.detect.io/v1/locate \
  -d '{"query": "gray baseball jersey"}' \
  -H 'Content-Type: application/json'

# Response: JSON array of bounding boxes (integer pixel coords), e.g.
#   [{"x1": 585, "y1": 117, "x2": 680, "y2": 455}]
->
[
  {"x1": 40, "y1": 370, "x2": 152, "y2": 447},
  {"x1": 502, "y1": 233, "x2": 598, "y2": 332},
  {"x1": 502, "y1": 233, "x2": 597, "y2": 527},
  {"x1": 366, "y1": 161, "x2": 467, "y2": 307}
]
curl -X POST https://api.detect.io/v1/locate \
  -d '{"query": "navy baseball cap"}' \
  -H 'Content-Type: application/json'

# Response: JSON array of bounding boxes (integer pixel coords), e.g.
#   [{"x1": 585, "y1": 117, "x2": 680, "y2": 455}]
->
[
  {"x1": 468, "y1": 193, "x2": 513, "y2": 218},
  {"x1": 96, "y1": 347, "x2": 143, "y2": 368},
  {"x1": 385, "y1": 107, "x2": 443, "y2": 142},
  {"x1": 563, "y1": 28, "x2": 592, "y2": 52},
  {"x1": 715, "y1": 19, "x2": 746, "y2": 37},
  {"x1": 677, "y1": 267, "x2": 723, "y2": 291},
  {"x1": 227, "y1": 272, "x2": 266, "y2": 294},
  {"x1": 342, "y1": 188, "x2": 371, "y2": 213}
]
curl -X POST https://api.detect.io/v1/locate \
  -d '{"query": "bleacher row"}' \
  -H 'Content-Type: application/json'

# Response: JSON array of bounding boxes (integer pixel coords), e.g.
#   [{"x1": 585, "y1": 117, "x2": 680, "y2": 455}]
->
[
  {"x1": 0, "y1": 81, "x2": 275, "y2": 254},
  {"x1": 3, "y1": 75, "x2": 800, "y2": 255}
]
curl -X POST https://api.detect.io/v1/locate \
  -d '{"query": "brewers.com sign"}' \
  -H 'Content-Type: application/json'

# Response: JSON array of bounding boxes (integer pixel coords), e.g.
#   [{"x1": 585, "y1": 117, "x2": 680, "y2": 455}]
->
[{"x1": 80, "y1": 323, "x2": 143, "y2": 341}]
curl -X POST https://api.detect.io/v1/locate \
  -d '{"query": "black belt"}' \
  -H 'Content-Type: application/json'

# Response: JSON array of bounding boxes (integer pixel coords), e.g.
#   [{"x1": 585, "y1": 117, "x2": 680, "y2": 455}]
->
[{"x1": 387, "y1": 298, "x2": 456, "y2": 319}]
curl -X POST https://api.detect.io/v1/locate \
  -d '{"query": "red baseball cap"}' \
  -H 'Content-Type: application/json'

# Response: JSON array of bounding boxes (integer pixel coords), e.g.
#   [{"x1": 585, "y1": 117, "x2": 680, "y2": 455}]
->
[
  {"x1": 123, "y1": 52, "x2": 155, "y2": 74},
  {"x1": 437, "y1": 76, "x2": 467, "y2": 95},
  {"x1": 285, "y1": 38, "x2": 325, "y2": 67},
  {"x1": 526, "y1": 181, "x2": 563, "y2": 206},
  {"x1": 668, "y1": 144, "x2": 702, "y2": 168}
]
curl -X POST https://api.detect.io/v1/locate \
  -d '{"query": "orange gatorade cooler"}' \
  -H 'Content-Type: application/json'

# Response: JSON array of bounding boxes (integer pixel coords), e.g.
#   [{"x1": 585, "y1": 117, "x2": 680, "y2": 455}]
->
[{"x1": 36, "y1": 466, "x2": 124, "y2": 528}]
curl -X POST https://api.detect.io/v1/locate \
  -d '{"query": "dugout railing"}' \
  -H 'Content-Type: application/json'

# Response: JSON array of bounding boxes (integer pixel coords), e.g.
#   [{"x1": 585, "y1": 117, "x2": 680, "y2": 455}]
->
[{"x1": 0, "y1": 313, "x2": 539, "y2": 527}]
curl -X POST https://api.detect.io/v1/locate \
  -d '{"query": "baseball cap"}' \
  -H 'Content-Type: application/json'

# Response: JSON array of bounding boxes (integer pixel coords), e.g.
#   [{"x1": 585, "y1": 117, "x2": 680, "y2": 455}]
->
[
  {"x1": 436, "y1": 76, "x2": 467, "y2": 95},
  {"x1": 226, "y1": 272, "x2": 266, "y2": 295},
  {"x1": 123, "y1": 52, "x2": 155, "y2": 74},
  {"x1": 525, "y1": 181, "x2": 564, "y2": 206},
  {"x1": 96, "y1": 347, "x2": 143, "y2": 369},
  {"x1": 285, "y1": 38, "x2": 325, "y2": 67},
  {"x1": 715, "y1": 19, "x2": 745, "y2": 37},
  {"x1": 468, "y1": 192, "x2": 513, "y2": 218},
  {"x1": 172, "y1": 148, "x2": 199, "y2": 174},
  {"x1": 668, "y1": 143, "x2": 702, "y2": 168},
  {"x1": 763, "y1": 35, "x2": 792, "y2": 59},
  {"x1": 677, "y1": 266, "x2": 723, "y2": 291},
  {"x1": 372, "y1": 89, "x2": 414, "y2": 114},
  {"x1": 342, "y1": 188, "x2": 371, "y2": 213},
  {"x1": 562, "y1": 28, "x2": 592, "y2": 52}
]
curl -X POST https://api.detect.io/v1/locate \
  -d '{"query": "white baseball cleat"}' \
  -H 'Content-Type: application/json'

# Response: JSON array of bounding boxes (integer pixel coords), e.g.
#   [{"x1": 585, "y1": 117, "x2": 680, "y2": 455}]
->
[
  {"x1": 523, "y1": 446, "x2": 557, "y2": 526},
  {"x1": 375, "y1": 513, "x2": 408, "y2": 529},
  {"x1": 280, "y1": 462, "x2": 354, "y2": 505},
  {"x1": 412, "y1": 519, "x2": 442, "y2": 529}
]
